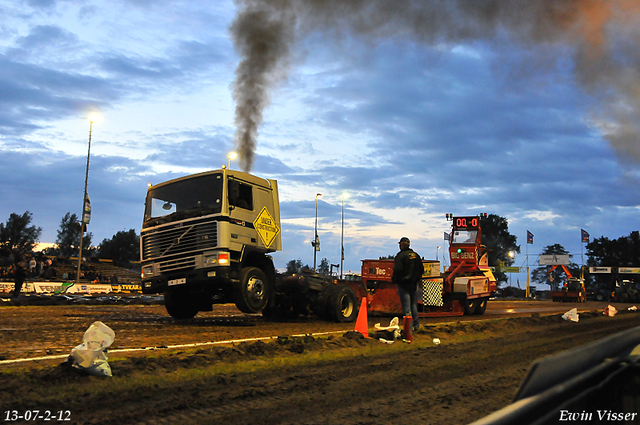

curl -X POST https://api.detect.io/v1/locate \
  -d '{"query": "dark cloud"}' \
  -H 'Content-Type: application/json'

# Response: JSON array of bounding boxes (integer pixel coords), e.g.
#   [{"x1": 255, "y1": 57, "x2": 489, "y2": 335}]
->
[
  {"x1": 281, "y1": 199, "x2": 391, "y2": 227},
  {"x1": 0, "y1": 55, "x2": 113, "y2": 134},
  {"x1": 274, "y1": 35, "x2": 638, "y2": 225},
  {"x1": 0, "y1": 17, "x2": 232, "y2": 136},
  {"x1": 100, "y1": 56, "x2": 179, "y2": 80},
  {"x1": 11, "y1": 25, "x2": 79, "y2": 53},
  {"x1": 25, "y1": 0, "x2": 57, "y2": 9},
  {"x1": 173, "y1": 40, "x2": 230, "y2": 71},
  {"x1": 143, "y1": 130, "x2": 231, "y2": 168},
  {"x1": 99, "y1": 40, "x2": 228, "y2": 82}
]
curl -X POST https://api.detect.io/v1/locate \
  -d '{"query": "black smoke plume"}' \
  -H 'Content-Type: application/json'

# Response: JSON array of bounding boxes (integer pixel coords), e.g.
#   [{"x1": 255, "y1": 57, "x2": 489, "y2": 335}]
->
[
  {"x1": 230, "y1": 0, "x2": 295, "y2": 171},
  {"x1": 231, "y1": 0, "x2": 640, "y2": 170}
]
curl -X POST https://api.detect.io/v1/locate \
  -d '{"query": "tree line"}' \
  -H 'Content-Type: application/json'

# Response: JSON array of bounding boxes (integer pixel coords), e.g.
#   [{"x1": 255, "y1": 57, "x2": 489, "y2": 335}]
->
[
  {"x1": 585, "y1": 231, "x2": 640, "y2": 290},
  {"x1": 4, "y1": 210, "x2": 635, "y2": 288},
  {"x1": 527, "y1": 233, "x2": 639, "y2": 291},
  {"x1": 0, "y1": 211, "x2": 140, "y2": 268},
  {"x1": 285, "y1": 258, "x2": 334, "y2": 276}
]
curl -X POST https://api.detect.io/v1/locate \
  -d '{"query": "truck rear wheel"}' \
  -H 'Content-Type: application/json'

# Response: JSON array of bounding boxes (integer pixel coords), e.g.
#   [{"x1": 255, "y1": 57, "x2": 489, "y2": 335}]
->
[
  {"x1": 474, "y1": 297, "x2": 488, "y2": 315},
  {"x1": 234, "y1": 267, "x2": 271, "y2": 314},
  {"x1": 326, "y1": 285, "x2": 358, "y2": 323},
  {"x1": 464, "y1": 298, "x2": 477, "y2": 315},
  {"x1": 164, "y1": 287, "x2": 198, "y2": 320}
]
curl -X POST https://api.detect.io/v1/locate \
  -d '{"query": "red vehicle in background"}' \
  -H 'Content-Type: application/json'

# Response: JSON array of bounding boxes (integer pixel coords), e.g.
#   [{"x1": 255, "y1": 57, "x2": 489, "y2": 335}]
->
[{"x1": 347, "y1": 214, "x2": 497, "y2": 317}]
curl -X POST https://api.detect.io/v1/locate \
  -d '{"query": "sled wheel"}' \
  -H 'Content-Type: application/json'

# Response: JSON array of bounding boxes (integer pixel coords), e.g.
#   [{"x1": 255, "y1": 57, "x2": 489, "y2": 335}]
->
[
  {"x1": 234, "y1": 267, "x2": 271, "y2": 314},
  {"x1": 164, "y1": 287, "x2": 198, "y2": 320},
  {"x1": 309, "y1": 284, "x2": 333, "y2": 321},
  {"x1": 463, "y1": 297, "x2": 477, "y2": 315},
  {"x1": 326, "y1": 285, "x2": 358, "y2": 323},
  {"x1": 262, "y1": 298, "x2": 301, "y2": 320},
  {"x1": 474, "y1": 297, "x2": 488, "y2": 315}
]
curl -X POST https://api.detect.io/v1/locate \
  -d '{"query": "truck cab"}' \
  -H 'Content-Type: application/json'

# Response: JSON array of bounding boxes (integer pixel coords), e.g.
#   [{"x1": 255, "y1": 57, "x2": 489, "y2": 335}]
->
[{"x1": 140, "y1": 169, "x2": 281, "y2": 319}]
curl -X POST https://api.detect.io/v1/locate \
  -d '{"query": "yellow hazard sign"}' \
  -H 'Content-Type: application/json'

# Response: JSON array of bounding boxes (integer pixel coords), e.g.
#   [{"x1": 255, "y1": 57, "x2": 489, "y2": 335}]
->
[{"x1": 253, "y1": 207, "x2": 280, "y2": 248}]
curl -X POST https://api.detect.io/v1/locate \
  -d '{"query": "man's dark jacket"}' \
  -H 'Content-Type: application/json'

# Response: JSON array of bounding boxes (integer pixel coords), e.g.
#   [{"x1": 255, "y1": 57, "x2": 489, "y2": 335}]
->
[{"x1": 392, "y1": 248, "x2": 423, "y2": 291}]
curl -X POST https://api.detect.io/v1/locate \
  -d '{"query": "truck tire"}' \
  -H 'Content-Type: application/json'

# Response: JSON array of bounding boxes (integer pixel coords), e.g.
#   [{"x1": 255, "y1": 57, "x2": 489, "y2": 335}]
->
[
  {"x1": 463, "y1": 297, "x2": 477, "y2": 315},
  {"x1": 164, "y1": 287, "x2": 198, "y2": 320},
  {"x1": 474, "y1": 297, "x2": 488, "y2": 315},
  {"x1": 234, "y1": 267, "x2": 271, "y2": 314},
  {"x1": 326, "y1": 285, "x2": 358, "y2": 323}
]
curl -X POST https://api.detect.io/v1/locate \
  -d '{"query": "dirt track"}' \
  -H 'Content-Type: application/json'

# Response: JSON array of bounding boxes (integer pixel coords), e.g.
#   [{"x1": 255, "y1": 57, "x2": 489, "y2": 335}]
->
[{"x1": 1, "y1": 301, "x2": 639, "y2": 424}]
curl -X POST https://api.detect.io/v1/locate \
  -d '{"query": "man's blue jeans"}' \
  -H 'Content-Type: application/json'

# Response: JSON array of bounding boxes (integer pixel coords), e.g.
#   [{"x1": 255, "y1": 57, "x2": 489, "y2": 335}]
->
[{"x1": 397, "y1": 285, "x2": 419, "y2": 329}]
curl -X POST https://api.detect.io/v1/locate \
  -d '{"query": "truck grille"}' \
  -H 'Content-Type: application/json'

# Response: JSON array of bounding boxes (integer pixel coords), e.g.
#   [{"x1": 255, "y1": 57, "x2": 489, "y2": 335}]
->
[
  {"x1": 142, "y1": 220, "x2": 218, "y2": 262},
  {"x1": 158, "y1": 256, "x2": 197, "y2": 273}
]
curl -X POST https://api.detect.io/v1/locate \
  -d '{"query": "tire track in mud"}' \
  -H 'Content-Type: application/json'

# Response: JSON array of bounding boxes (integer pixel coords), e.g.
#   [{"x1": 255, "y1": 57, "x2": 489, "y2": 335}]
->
[{"x1": 121, "y1": 314, "x2": 640, "y2": 425}]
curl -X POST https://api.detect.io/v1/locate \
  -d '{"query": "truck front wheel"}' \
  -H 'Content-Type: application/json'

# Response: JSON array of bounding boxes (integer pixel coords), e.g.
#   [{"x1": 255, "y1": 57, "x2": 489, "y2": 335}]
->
[
  {"x1": 235, "y1": 267, "x2": 271, "y2": 314},
  {"x1": 326, "y1": 285, "x2": 358, "y2": 323},
  {"x1": 164, "y1": 287, "x2": 198, "y2": 320}
]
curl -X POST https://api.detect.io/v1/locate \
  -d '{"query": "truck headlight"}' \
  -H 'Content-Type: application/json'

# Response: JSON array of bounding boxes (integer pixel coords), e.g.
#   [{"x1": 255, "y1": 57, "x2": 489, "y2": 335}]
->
[
  {"x1": 141, "y1": 266, "x2": 154, "y2": 278},
  {"x1": 204, "y1": 254, "x2": 217, "y2": 265}
]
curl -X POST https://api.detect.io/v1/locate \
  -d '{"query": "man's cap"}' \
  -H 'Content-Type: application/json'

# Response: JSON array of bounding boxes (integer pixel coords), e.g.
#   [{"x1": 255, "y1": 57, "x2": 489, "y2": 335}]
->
[{"x1": 398, "y1": 237, "x2": 410, "y2": 244}]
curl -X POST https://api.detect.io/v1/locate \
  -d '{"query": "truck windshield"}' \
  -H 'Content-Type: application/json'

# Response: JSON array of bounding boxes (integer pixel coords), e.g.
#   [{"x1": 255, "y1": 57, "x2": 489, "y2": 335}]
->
[
  {"x1": 452, "y1": 230, "x2": 477, "y2": 244},
  {"x1": 144, "y1": 173, "x2": 223, "y2": 225}
]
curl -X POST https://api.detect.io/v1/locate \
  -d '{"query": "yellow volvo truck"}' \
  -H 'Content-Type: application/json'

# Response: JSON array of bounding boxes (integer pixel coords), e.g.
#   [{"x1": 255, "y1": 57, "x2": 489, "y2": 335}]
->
[{"x1": 140, "y1": 169, "x2": 281, "y2": 319}]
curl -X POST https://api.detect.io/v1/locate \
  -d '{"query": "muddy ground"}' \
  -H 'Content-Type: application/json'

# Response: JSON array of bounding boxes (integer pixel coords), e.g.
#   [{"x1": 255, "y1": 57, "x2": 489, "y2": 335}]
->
[{"x1": 1, "y1": 300, "x2": 639, "y2": 424}]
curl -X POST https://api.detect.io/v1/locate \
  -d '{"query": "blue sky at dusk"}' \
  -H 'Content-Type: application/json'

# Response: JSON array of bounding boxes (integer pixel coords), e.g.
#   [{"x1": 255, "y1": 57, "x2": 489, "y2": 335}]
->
[{"x1": 1, "y1": 0, "x2": 639, "y2": 287}]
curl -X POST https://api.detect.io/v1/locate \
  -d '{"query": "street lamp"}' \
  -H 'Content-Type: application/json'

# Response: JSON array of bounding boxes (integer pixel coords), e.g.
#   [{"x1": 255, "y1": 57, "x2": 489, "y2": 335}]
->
[
  {"x1": 508, "y1": 251, "x2": 516, "y2": 287},
  {"x1": 227, "y1": 151, "x2": 237, "y2": 169},
  {"x1": 313, "y1": 193, "x2": 322, "y2": 271},
  {"x1": 341, "y1": 193, "x2": 348, "y2": 279},
  {"x1": 436, "y1": 246, "x2": 441, "y2": 272},
  {"x1": 76, "y1": 113, "x2": 100, "y2": 284}
]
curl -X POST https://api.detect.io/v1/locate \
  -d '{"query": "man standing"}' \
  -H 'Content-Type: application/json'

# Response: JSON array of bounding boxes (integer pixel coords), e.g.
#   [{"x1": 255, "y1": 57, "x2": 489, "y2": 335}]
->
[
  {"x1": 392, "y1": 237, "x2": 423, "y2": 331},
  {"x1": 12, "y1": 253, "x2": 26, "y2": 298}
]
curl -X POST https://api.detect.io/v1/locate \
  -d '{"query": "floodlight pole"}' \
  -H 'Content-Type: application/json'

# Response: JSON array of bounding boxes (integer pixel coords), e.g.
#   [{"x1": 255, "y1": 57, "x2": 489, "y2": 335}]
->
[
  {"x1": 313, "y1": 193, "x2": 322, "y2": 271},
  {"x1": 76, "y1": 120, "x2": 93, "y2": 285},
  {"x1": 341, "y1": 194, "x2": 346, "y2": 279}
]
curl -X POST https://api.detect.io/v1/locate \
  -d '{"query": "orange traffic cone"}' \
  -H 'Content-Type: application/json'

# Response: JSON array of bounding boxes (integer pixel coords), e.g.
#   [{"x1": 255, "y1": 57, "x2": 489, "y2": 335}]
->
[{"x1": 354, "y1": 297, "x2": 369, "y2": 338}]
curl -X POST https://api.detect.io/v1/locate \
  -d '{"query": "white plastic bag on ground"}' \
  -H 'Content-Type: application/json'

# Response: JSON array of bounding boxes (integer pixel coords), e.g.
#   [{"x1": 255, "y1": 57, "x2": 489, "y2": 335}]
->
[
  {"x1": 562, "y1": 308, "x2": 579, "y2": 322},
  {"x1": 374, "y1": 317, "x2": 401, "y2": 343},
  {"x1": 604, "y1": 305, "x2": 618, "y2": 317},
  {"x1": 69, "y1": 321, "x2": 115, "y2": 376},
  {"x1": 628, "y1": 306, "x2": 637, "y2": 312}
]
